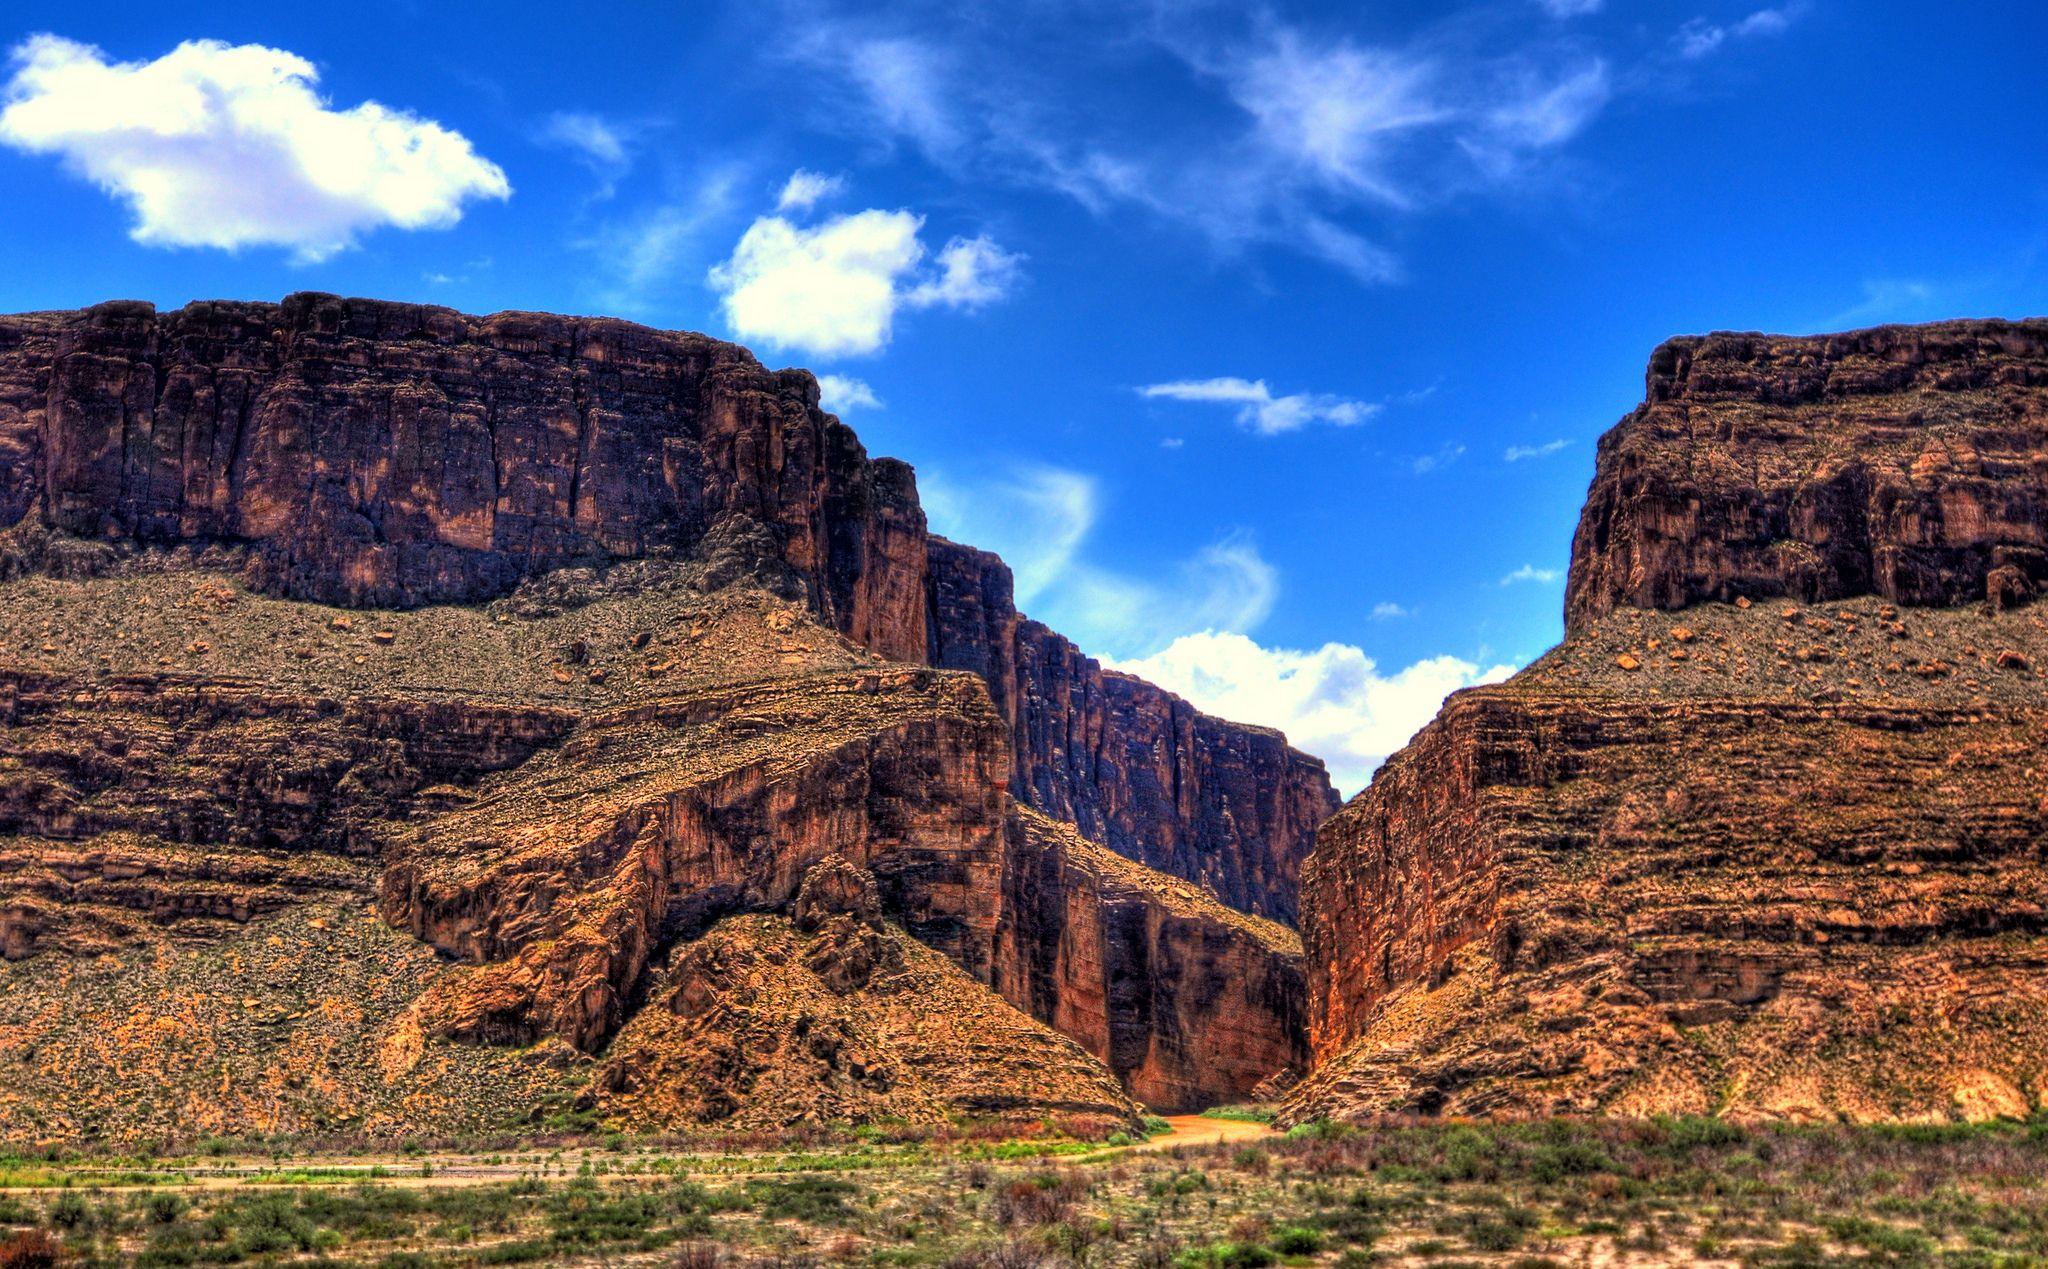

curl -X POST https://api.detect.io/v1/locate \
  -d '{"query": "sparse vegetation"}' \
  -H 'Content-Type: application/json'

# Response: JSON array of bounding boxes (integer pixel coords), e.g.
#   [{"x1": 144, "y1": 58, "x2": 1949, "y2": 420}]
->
[{"x1": 0, "y1": 1116, "x2": 2043, "y2": 1265}]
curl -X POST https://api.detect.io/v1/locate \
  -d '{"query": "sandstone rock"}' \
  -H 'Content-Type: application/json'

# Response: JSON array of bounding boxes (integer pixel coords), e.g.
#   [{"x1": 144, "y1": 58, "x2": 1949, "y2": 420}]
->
[
  {"x1": 0, "y1": 296, "x2": 1333, "y2": 919},
  {"x1": 1293, "y1": 320, "x2": 2048, "y2": 1125},
  {"x1": 1568, "y1": 320, "x2": 2048, "y2": 627}
]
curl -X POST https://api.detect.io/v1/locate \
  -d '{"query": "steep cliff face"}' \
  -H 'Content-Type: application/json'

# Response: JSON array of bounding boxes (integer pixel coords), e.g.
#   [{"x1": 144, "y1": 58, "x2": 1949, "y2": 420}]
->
[
  {"x1": 999, "y1": 809, "x2": 1307, "y2": 1111},
  {"x1": 0, "y1": 574, "x2": 1164, "y2": 1139},
  {"x1": 1294, "y1": 320, "x2": 2048, "y2": 1125},
  {"x1": 928, "y1": 540, "x2": 1336, "y2": 923},
  {"x1": 1567, "y1": 319, "x2": 2048, "y2": 628},
  {"x1": 0, "y1": 291, "x2": 1320, "y2": 1137},
  {"x1": 0, "y1": 295, "x2": 1332, "y2": 919}
]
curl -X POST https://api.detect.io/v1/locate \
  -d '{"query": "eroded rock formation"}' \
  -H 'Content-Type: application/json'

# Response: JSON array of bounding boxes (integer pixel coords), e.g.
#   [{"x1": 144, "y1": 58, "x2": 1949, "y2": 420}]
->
[
  {"x1": 1567, "y1": 319, "x2": 2048, "y2": 625},
  {"x1": 0, "y1": 295, "x2": 1317, "y2": 1140},
  {"x1": 0, "y1": 294, "x2": 1333, "y2": 920},
  {"x1": 1292, "y1": 319, "x2": 2048, "y2": 1125}
]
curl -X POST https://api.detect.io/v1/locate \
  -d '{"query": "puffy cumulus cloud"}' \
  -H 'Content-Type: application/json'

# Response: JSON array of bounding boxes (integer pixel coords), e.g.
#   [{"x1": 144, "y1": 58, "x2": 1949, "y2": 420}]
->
[
  {"x1": 908, "y1": 235, "x2": 1021, "y2": 308},
  {"x1": 708, "y1": 208, "x2": 1019, "y2": 357},
  {"x1": 1501, "y1": 563, "x2": 1561, "y2": 585},
  {"x1": 1112, "y1": 632, "x2": 1515, "y2": 796},
  {"x1": 1139, "y1": 377, "x2": 1377, "y2": 436},
  {"x1": 0, "y1": 34, "x2": 508, "y2": 261},
  {"x1": 776, "y1": 168, "x2": 846, "y2": 212},
  {"x1": 920, "y1": 464, "x2": 1275, "y2": 659},
  {"x1": 816, "y1": 373, "x2": 881, "y2": 413}
]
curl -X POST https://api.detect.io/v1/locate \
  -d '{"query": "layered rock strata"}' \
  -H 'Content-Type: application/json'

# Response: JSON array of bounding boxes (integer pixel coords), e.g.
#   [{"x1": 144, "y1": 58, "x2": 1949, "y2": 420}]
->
[
  {"x1": 0, "y1": 295, "x2": 1333, "y2": 920},
  {"x1": 1292, "y1": 319, "x2": 2048, "y2": 1124}
]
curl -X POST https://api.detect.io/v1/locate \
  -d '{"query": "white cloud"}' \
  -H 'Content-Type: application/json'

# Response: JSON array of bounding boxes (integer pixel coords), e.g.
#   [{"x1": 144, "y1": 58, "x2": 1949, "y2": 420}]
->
[
  {"x1": 1817, "y1": 278, "x2": 1942, "y2": 332},
  {"x1": 1678, "y1": 7, "x2": 1800, "y2": 58},
  {"x1": 907, "y1": 235, "x2": 1022, "y2": 308},
  {"x1": 1140, "y1": 377, "x2": 1378, "y2": 436},
  {"x1": 1538, "y1": 0, "x2": 1604, "y2": 15},
  {"x1": 0, "y1": 34, "x2": 508, "y2": 261},
  {"x1": 1112, "y1": 632, "x2": 1515, "y2": 796},
  {"x1": 777, "y1": 168, "x2": 846, "y2": 212},
  {"x1": 1485, "y1": 61, "x2": 1611, "y2": 150},
  {"x1": 921, "y1": 464, "x2": 1276, "y2": 658},
  {"x1": 1371, "y1": 602, "x2": 1411, "y2": 620},
  {"x1": 541, "y1": 111, "x2": 629, "y2": 172},
  {"x1": 1501, "y1": 564, "x2": 1562, "y2": 585},
  {"x1": 1411, "y1": 442, "x2": 1466, "y2": 474},
  {"x1": 1503, "y1": 438, "x2": 1569, "y2": 461},
  {"x1": 1226, "y1": 31, "x2": 1450, "y2": 207},
  {"x1": 781, "y1": 9, "x2": 1614, "y2": 286},
  {"x1": 708, "y1": 209, "x2": 1019, "y2": 357},
  {"x1": 816, "y1": 373, "x2": 881, "y2": 413},
  {"x1": 921, "y1": 465, "x2": 1096, "y2": 608},
  {"x1": 842, "y1": 36, "x2": 961, "y2": 156},
  {"x1": 581, "y1": 168, "x2": 742, "y2": 313}
]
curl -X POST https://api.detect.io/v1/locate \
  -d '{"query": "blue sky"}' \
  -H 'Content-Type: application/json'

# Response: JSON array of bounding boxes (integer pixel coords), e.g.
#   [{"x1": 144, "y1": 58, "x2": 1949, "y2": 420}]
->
[{"x1": 1, "y1": 1, "x2": 2044, "y2": 792}]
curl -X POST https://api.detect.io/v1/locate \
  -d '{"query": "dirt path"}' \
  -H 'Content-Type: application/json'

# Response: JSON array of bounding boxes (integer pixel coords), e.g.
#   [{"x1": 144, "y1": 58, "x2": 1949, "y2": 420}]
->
[{"x1": 1132, "y1": 1115, "x2": 1280, "y2": 1152}]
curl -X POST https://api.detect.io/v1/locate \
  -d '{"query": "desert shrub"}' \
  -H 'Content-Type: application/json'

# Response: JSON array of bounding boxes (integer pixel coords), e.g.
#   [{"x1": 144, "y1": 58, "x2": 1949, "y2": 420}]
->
[
  {"x1": 1272, "y1": 1226, "x2": 1324, "y2": 1255},
  {"x1": 1175, "y1": 1241, "x2": 1275, "y2": 1269},
  {"x1": 142, "y1": 1191, "x2": 189, "y2": 1225},
  {"x1": 672, "y1": 1240, "x2": 730, "y2": 1269},
  {"x1": 943, "y1": 1239, "x2": 1059, "y2": 1269},
  {"x1": 44, "y1": 1193, "x2": 89, "y2": 1232},
  {"x1": 0, "y1": 1230, "x2": 60, "y2": 1269},
  {"x1": 992, "y1": 1173, "x2": 1087, "y2": 1228},
  {"x1": 747, "y1": 1177, "x2": 859, "y2": 1224}
]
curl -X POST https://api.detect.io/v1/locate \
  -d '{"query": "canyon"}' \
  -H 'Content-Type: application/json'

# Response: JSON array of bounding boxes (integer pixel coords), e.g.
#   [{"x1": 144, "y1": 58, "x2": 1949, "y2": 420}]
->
[{"x1": 3, "y1": 295, "x2": 2042, "y2": 1142}]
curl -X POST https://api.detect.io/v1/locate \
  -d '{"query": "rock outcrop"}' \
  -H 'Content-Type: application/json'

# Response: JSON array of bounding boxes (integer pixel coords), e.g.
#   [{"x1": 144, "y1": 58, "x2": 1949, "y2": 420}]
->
[
  {"x1": 0, "y1": 295, "x2": 1333, "y2": 920},
  {"x1": 1292, "y1": 319, "x2": 2048, "y2": 1125},
  {"x1": 1000, "y1": 809, "x2": 1307, "y2": 1111},
  {"x1": 1567, "y1": 319, "x2": 2048, "y2": 627},
  {"x1": 0, "y1": 295, "x2": 1318, "y2": 1140}
]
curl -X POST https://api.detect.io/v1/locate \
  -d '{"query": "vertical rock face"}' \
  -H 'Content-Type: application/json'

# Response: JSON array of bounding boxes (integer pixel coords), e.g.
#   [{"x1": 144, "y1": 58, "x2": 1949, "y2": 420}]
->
[
  {"x1": 999, "y1": 809, "x2": 1307, "y2": 1110},
  {"x1": 1567, "y1": 320, "x2": 2048, "y2": 630},
  {"x1": 1293, "y1": 319, "x2": 2048, "y2": 1125},
  {"x1": 928, "y1": 539, "x2": 1338, "y2": 922},
  {"x1": 0, "y1": 295, "x2": 1332, "y2": 919}
]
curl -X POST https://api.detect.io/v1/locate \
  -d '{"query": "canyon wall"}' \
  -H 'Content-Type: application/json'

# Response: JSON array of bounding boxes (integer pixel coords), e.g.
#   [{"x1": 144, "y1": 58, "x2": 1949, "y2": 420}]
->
[
  {"x1": 0, "y1": 295, "x2": 1333, "y2": 920},
  {"x1": 1567, "y1": 319, "x2": 2048, "y2": 628},
  {"x1": 1294, "y1": 319, "x2": 2048, "y2": 1124}
]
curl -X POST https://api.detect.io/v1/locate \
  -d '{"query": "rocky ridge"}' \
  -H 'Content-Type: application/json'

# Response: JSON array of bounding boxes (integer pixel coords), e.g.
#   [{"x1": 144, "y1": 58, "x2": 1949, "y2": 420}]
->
[
  {"x1": 0, "y1": 294, "x2": 1334, "y2": 921},
  {"x1": 0, "y1": 295, "x2": 1318, "y2": 1140},
  {"x1": 1291, "y1": 319, "x2": 2048, "y2": 1125}
]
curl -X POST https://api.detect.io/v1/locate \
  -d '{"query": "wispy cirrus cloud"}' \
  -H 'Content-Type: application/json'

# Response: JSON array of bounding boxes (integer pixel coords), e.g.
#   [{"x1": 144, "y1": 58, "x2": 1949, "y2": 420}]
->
[
  {"x1": 1676, "y1": 6, "x2": 1802, "y2": 59},
  {"x1": 0, "y1": 33, "x2": 508, "y2": 261},
  {"x1": 920, "y1": 463, "x2": 1275, "y2": 659},
  {"x1": 772, "y1": 3, "x2": 1618, "y2": 284},
  {"x1": 1504, "y1": 438, "x2": 1569, "y2": 461},
  {"x1": 1501, "y1": 563, "x2": 1562, "y2": 585},
  {"x1": 1139, "y1": 377, "x2": 1378, "y2": 436}
]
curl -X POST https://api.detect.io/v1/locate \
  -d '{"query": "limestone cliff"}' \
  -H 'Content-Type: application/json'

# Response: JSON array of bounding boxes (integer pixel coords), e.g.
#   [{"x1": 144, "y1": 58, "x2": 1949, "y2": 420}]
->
[
  {"x1": 0, "y1": 294, "x2": 1318, "y2": 1140},
  {"x1": 1293, "y1": 319, "x2": 2048, "y2": 1125},
  {"x1": 0, "y1": 294, "x2": 1333, "y2": 921}
]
